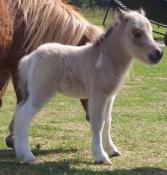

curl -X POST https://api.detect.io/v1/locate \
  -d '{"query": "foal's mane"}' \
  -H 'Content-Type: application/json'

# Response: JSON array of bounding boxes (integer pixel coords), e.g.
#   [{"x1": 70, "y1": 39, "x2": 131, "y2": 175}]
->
[
  {"x1": 94, "y1": 21, "x2": 119, "y2": 46},
  {"x1": 14, "y1": 0, "x2": 103, "y2": 52}
]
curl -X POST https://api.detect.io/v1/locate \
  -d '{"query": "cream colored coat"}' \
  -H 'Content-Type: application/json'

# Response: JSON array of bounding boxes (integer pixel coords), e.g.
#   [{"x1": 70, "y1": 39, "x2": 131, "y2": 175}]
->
[{"x1": 14, "y1": 9, "x2": 162, "y2": 165}]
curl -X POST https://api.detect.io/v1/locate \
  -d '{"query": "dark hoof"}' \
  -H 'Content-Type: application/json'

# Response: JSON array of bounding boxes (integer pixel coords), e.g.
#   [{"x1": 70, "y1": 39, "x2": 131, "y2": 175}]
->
[
  {"x1": 110, "y1": 151, "x2": 121, "y2": 158},
  {"x1": 5, "y1": 135, "x2": 14, "y2": 149},
  {"x1": 86, "y1": 113, "x2": 89, "y2": 121},
  {"x1": 0, "y1": 99, "x2": 2, "y2": 107}
]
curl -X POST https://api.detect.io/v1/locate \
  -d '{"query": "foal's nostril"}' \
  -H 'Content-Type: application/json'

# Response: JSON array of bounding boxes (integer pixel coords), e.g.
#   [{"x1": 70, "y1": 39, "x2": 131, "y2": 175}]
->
[{"x1": 155, "y1": 49, "x2": 163, "y2": 59}]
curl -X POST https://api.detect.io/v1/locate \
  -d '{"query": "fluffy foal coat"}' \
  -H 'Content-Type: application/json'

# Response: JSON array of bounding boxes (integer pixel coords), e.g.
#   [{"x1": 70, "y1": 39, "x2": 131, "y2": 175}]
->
[{"x1": 14, "y1": 9, "x2": 162, "y2": 164}]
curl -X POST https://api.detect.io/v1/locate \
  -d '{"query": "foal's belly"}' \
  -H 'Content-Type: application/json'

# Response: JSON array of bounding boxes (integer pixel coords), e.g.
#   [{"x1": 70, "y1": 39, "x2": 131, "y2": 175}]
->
[{"x1": 58, "y1": 79, "x2": 88, "y2": 99}]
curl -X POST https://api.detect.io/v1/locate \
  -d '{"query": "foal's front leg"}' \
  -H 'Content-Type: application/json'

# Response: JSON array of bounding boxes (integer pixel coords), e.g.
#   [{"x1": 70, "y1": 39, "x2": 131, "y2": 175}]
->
[
  {"x1": 89, "y1": 92, "x2": 111, "y2": 164},
  {"x1": 102, "y1": 95, "x2": 121, "y2": 157}
]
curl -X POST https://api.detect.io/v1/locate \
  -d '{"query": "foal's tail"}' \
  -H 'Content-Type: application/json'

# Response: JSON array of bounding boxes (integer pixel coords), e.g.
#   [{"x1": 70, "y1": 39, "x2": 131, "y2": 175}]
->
[{"x1": 18, "y1": 55, "x2": 32, "y2": 102}]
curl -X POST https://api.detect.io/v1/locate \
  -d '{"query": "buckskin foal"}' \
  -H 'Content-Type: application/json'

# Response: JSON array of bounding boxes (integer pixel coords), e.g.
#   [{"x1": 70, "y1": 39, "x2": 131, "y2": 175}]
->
[{"x1": 14, "y1": 9, "x2": 163, "y2": 164}]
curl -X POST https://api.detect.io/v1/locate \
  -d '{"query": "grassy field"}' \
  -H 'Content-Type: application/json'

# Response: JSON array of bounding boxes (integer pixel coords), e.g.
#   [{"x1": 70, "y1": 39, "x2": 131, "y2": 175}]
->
[{"x1": 0, "y1": 9, "x2": 167, "y2": 175}]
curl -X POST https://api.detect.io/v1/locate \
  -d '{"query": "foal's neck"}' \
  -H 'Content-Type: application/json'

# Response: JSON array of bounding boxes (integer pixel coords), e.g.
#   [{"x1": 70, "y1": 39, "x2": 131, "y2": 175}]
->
[{"x1": 97, "y1": 25, "x2": 132, "y2": 74}]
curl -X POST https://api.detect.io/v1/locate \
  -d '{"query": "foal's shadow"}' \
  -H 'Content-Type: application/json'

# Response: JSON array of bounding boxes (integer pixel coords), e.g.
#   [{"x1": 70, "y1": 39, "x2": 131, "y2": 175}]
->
[
  {"x1": 0, "y1": 149, "x2": 166, "y2": 175},
  {"x1": 0, "y1": 147, "x2": 78, "y2": 159},
  {"x1": 28, "y1": 163, "x2": 167, "y2": 175},
  {"x1": 33, "y1": 147, "x2": 78, "y2": 156},
  {"x1": 37, "y1": 164, "x2": 167, "y2": 175}
]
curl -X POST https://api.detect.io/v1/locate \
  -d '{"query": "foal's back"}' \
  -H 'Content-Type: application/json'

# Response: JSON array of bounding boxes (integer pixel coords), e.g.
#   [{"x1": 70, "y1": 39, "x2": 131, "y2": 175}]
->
[{"x1": 19, "y1": 43, "x2": 98, "y2": 101}]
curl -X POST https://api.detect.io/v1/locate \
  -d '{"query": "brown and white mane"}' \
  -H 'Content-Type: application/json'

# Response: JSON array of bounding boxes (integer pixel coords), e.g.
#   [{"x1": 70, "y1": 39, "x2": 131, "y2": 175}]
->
[{"x1": 15, "y1": 0, "x2": 103, "y2": 51}]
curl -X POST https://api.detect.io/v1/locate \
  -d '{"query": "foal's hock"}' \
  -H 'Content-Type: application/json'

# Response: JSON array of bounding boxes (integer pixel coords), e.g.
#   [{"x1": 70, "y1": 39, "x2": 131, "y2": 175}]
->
[{"x1": 14, "y1": 9, "x2": 163, "y2": 165}]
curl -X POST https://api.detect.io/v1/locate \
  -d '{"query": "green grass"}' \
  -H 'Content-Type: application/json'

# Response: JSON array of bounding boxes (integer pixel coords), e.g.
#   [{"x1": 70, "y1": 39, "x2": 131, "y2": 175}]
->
[
  {"x1": 81, "y1": 8, "x2": 113, "y2": 26},
  {"x1": 81, "y1": 8, "x2": 167, "y2": 41},
  {"x1": 0, "y1": 10, "x2": 167, "y2": 175}
]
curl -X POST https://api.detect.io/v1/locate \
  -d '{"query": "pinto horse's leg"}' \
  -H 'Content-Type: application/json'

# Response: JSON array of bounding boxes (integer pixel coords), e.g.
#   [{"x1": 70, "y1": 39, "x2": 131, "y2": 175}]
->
[
  {"x1": 0, "y1": 69, "x2": 10, "y2": 107},
  {"x1": 5, "y1": 67, "x2": 21, "y2": 148},
  {"x1": 80, "y1": 99, "x2": 89, "y2": 121},
  {"x1": 0, "y1": 69, "x2": 15, "y2": 149},
  {"x1": 102, "y1": 95, "x2": 121, "y2": 157},
  {"x1": 5, "y1": 117, "x2": 15, "y2": 148},
  {"x1": 89, "y1": 92, "x2": 111, "y2": 164}
]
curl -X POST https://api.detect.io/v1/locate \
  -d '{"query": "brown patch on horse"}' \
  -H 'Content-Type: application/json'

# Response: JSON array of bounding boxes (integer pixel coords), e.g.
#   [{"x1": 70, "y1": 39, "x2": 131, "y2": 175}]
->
[
  {"x1": 0, "y1": 0, "x2": 13, "y2": 59},
  {"x1": 0, "y1": 0, "x2": 14, "y2": 105}
]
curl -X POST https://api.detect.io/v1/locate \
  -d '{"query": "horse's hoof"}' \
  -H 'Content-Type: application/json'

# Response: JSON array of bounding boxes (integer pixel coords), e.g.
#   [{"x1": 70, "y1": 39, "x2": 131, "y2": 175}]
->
[
  {"x1": 5, "y1": 135, "x2": 14, "y2": 148},
  {"x1": 86, "y1": 113, "x2": 89, "y2": 121},
  {"x1": 0, "y1": 99, "x2": 2, "y2": 107},
  {"x1": 110, "y1": 150, "x2": 121, "y2": 157}
]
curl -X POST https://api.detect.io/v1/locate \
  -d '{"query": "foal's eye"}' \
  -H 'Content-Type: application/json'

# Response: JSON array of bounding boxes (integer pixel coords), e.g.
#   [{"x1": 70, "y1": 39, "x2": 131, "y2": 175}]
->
[{"x1": 133, "y1": 29, "x2": 142, "y2": 39}]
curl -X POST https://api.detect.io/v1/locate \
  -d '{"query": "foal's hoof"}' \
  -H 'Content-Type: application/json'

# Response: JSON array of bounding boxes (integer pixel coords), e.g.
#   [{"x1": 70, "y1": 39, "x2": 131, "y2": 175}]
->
[
  {"x1": 95, "y1": 159, "x2": 112, "y2": 165},
  {"x1": 23, "y1": 159, "x2": 37, "y2": 165},
  {"x1": 5, "y1": 135, "x2": 14, "y2": 148},
  {"x1": 110, "y1": 150, "x2": 121, "y2": 158}
]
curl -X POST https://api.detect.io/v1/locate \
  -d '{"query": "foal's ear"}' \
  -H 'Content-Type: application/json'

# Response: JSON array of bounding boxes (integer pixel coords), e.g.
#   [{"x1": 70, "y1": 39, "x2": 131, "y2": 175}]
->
[
  {"x1": 116, "y1": 8, "x2": 128, "y2": 23},
  {"x1": 138, "y1": 7, "x2": 146, "y2": 16}
]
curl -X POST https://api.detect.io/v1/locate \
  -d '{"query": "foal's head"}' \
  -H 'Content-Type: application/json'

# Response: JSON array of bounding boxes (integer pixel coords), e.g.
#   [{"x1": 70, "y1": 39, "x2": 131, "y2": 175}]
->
[{"x1": 117, "y1": 9, "x2": 163, "y2": 64}]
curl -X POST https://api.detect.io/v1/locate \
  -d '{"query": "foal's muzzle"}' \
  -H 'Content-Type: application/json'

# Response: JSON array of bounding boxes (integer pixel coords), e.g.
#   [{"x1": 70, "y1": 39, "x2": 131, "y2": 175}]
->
[{"x1": 148, "y1": 49, "x2": 163, "y2": 64}]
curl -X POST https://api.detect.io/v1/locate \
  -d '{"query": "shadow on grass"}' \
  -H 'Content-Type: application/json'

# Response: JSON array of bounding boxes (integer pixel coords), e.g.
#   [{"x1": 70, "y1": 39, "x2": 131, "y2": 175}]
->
[
  {"x1": 33, "y1": 161, "x2": 167, "y2": 175},
  {"x1": 0, "y1": 147, "x2": 78, "y2": 159},
  {"x1": 0, "y1": 149, "x2": 166, "y2": 175},
  {"x1": 0, "y1": 158, "x2": 167, "y2": 175}
]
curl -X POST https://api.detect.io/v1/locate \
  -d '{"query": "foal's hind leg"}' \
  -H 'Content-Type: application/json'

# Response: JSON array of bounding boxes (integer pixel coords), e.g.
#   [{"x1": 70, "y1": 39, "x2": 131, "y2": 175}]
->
[
  {"x1": 14, "y1": 68, "x2": 59, "y2": 163},
  {"x1": 102, "y1": 96, "x2": 121, "y2": 157},
  {"x1": 14, "y1": 98, "x2": 39, "y2": 164},
  {"x1": 14, "y1": 87, "x2": 58, "y2": 164}
]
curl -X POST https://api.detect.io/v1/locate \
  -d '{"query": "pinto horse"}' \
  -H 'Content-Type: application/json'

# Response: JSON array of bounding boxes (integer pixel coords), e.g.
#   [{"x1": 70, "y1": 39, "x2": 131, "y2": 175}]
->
[{"x1": 0, "y1": 0, "x2": 103, "y2": 148}]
